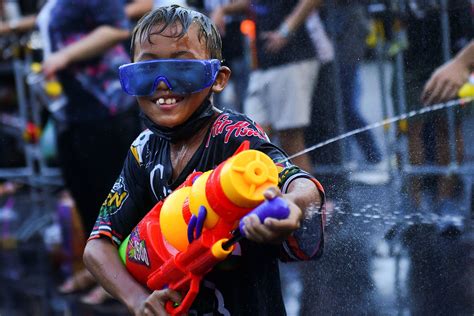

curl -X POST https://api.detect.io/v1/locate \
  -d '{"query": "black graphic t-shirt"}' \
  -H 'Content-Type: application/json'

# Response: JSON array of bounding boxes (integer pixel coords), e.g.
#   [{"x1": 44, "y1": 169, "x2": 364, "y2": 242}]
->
[{"x1": 90, "y1": 110, "x2": 325, "y2": 315}]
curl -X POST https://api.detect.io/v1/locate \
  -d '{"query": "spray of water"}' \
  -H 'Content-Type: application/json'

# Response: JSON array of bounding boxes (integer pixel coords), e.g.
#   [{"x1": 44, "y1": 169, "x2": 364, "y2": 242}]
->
[
  {"x1": 280, "y1": 97, "x2": 474, "y2": 231},
  {"x1": 281, "y1": 97, "x2": 474, "y2": 163}
]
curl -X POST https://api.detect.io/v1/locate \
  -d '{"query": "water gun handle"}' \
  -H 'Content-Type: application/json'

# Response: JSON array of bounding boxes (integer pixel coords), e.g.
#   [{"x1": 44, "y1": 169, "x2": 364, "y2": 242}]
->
[
  {"x1": 238, "y1": 197, "x2": 290, "y2": 237},
  {"x1": 165, "y1": 276, "x2": 200, "y2": 315}
]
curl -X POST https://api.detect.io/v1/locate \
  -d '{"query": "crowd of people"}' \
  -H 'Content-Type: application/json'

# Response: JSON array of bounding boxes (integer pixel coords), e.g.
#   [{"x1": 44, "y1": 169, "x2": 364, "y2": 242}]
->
[{"x1": 0, "y1": 0, "x2": 472, "y2": 314}]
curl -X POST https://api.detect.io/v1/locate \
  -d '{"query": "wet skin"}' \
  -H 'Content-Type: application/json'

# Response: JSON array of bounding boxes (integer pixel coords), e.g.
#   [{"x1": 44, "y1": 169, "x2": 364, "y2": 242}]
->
[
  {"x1": 132, "y1": 22, "x2": 231, "y2": 181},
  {"x1": 133, "y1": 22, "x2": 230, "y2": 128}
]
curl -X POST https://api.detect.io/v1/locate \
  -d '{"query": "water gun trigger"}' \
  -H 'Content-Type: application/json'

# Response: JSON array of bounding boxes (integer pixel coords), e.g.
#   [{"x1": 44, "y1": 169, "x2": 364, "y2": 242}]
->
[{"x1": 187, "y1": 206, "x2": 207, "y2": 243}]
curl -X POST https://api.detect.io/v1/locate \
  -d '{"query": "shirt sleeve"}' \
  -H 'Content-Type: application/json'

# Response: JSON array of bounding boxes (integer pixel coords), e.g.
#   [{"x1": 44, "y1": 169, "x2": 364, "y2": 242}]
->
[
  {"x1": 86, "y1": 0, "x2": 130, "y2": 30},
  {"x1": 279, "y1": 178, "x2": 325, "y2": 262},
  {"x1": 250, "y1": 139, "x2": 326, "y2": 262},
  {"x1": 88, "y1": 138, "x2": 154, "y2": 247},
  {"x1": 210, "y1": 112, "x2": 325, "y2": 261}
]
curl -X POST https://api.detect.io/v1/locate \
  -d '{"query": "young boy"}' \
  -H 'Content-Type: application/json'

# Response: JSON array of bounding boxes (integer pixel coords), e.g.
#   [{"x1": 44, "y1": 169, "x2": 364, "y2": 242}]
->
[{"x1": 84, "y1": 5, "x2": 325, "y2": 315}]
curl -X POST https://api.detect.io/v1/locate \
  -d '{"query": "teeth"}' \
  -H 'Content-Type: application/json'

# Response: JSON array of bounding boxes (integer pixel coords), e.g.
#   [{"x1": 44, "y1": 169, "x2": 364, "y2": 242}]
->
[{"x1": 156, "y1": 97, "x2": 178, "y2": 105}]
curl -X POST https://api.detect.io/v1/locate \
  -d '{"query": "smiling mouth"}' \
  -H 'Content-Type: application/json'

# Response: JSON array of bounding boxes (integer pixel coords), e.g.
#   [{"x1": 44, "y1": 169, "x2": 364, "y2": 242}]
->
[{"x1": 153, "y1": 95, "x2": 185, "y2": 107}]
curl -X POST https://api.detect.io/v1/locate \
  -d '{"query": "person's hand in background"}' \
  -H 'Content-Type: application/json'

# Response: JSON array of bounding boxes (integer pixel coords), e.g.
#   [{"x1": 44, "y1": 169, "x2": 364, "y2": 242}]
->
[
  {"x1": 421, "y1": 58, "x2": 470, "y2": 105},
  {"x1": 42, "y1": 50, "x2": 70, "y2": 78},
  {"x1": 421, "y1": 40, "x2": 474, "y2": 105},
  {"x1": 210, "y1": 6, "x2": 226, "y2": 36}
]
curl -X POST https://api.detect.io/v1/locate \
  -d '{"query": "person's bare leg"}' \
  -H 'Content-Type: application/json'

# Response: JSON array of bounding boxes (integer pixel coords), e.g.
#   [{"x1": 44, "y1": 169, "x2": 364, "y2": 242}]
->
[{"x1": 278, "y1": 128, "x2": 313, "y2": 174}]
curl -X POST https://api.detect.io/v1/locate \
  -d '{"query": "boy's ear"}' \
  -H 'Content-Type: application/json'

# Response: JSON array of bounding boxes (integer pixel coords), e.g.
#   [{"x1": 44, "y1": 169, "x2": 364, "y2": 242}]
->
[{"x1": 212, "y1": 66, "x2": 231, "y2": 93}]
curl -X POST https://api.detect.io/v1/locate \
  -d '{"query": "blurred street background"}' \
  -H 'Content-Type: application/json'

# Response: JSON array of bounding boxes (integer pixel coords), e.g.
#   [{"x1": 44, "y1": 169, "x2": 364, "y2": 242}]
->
[{"x1": 0, "y1": 0, "x2": 473, "y2": 315}]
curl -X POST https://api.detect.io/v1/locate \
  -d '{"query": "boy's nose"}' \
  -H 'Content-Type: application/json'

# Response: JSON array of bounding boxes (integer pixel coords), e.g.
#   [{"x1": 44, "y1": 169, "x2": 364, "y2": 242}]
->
[{"x1": 156, "y1": 77, "x2": 172, "y2": 91}]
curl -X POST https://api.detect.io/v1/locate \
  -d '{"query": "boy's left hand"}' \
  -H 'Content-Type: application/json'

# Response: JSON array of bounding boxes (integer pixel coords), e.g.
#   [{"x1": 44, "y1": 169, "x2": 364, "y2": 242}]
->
[{"x1": 241, "y1": 186, "x2": 303, "y2": 244}]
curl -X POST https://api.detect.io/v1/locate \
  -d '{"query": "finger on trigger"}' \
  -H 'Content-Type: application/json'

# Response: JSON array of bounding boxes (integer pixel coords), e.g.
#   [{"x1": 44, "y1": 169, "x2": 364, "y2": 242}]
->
[
  {"x1": 163, "y1": 289, "x2": 182, "y2": 304},
  {"x1": 264, "y1": 186, "x2": 281, "y2": 199}
]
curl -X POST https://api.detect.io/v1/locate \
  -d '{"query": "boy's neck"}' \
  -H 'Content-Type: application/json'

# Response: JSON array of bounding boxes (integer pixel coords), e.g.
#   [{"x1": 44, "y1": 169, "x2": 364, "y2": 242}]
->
[
  {"x1": 141, "y1": 99, "x2": 216, "y2": 143},
  {"x1": 169, "y1": 117, "x2": 214, "y2": 182}
]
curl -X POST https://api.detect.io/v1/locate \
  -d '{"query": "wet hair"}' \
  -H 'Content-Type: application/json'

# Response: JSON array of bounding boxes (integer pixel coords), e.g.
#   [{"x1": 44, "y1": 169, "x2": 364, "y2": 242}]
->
[{"x1": 130, "y1": 5, "x2": 222, "y2": 61}]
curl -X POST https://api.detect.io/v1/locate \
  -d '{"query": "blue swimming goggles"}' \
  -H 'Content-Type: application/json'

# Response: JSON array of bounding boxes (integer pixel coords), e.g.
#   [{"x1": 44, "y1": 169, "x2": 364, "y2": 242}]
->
[{"x1": 119, "y1": 59, "x2": 221, "y2": 96}]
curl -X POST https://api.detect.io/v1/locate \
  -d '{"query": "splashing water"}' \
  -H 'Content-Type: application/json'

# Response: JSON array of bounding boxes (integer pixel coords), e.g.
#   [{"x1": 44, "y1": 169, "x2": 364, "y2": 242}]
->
[
  {"x1": 278, "y1": 97, "x2": 474, "y2": 232},
  {"x1": 320, "y1": 201, "x2": 467, "y2": 231},
  {"x1": 280, "y1": 97, "x2": 474, "y2": 163}
]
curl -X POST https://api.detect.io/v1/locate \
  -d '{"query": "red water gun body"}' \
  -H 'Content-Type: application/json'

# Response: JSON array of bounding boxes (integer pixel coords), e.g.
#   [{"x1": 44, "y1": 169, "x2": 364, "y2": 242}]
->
[{"x1": 119, "y1": 141, "x2": 290, "y2": 314}]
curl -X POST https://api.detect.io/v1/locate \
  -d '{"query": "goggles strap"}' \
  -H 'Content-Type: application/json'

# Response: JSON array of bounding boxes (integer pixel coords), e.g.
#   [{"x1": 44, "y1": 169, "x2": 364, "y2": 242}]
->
[{"x1": 141, "y1": 98, "x2": 215, "y2": 143}]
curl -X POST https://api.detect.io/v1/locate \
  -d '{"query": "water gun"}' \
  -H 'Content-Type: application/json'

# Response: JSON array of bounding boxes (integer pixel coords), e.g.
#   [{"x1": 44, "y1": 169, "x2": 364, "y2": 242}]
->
[{"x1": 118, "y1": 141, "x2": 290, "y2": 315}]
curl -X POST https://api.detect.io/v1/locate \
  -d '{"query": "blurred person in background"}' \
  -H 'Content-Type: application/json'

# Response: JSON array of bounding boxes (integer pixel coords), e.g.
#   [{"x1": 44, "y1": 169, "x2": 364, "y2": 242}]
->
[
  {"x1": 35, "y1": 0, "x2": 144, "y2": 305},
  {"x1": 0, "y1": 0, "x2": 152, "y2": 36},
  {"x1": 396, "y1": 39, "x2": 474, "y2": 315},
  {"x1": 241, "y1": 0, "x2": 322, "y2": 174},
  {"x1": 203, "y1": 0, "x2": 250, "y2": 112},
  {"x1": 0, "y1": 0, "x2": 153, "y2": 304},
  {"x1": 391, "y1": 0, "x2": 472, "y2": 235},
  {"x1": 421, "y1": 39, "x2": 474, "y2": 231},
  {"x1": 157, "y1": 0, "x2": 251, "y2": 112},
  {"x1": 333, "y1": 0, "x2": 386, "y2": 184},
  {"x1": 0, "y1": 0, "x2": 39, "y2": 35},
  {"x1": 0, "y1": 0, "x2": 152, "y2": 305}
]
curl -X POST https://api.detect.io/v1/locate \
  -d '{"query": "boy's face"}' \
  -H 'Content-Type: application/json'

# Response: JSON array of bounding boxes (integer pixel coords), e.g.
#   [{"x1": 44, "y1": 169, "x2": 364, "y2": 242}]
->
[{"x1": 133, "y1": 23, "x2": 225, "y2": 128}]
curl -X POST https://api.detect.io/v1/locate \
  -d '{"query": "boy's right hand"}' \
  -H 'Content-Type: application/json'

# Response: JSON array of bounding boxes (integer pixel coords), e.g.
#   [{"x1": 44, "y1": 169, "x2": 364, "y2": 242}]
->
[
  {"x1": 241, "y1": 186, "x2": 302, "y2": 244},
  {"x1": 134, "y1": 289, "x2": 182, "y2": 316}
]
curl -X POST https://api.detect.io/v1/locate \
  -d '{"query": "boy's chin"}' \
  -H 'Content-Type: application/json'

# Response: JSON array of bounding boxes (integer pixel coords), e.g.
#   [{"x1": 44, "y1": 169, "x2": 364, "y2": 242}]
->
[{"x1": 151, "y1": 113, "x2": 188, "y2": 128}]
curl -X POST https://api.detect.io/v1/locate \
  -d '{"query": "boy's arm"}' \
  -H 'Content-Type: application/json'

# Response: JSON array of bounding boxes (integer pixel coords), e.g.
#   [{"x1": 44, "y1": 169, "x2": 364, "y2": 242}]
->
[
  {"x1": 84, "y1": 239, "x2": 150, "y2": 313},
  {"x1": 84, "y1": 239, "x2": 182, "y2": 315}
]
